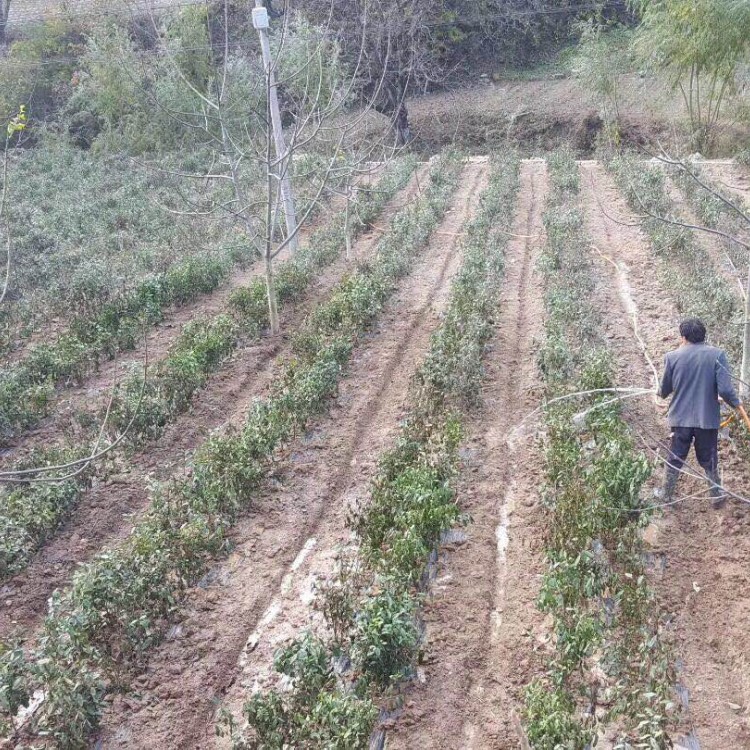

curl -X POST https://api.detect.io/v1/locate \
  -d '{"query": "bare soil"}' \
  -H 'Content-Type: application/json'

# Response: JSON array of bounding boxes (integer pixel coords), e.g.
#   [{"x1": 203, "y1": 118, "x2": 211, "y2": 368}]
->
[
  {"x1": 386, "y1": 158, "x2": 550, "y2": 749},
  {"x1": 0, "y1": 165, "x2": 426, "y2": 641},
  {"x1": 580, "y1": 160, "x2": 750, "y2": 749},
  {"x1": 91, "y1": 160, "x2": 489, "y2": 749}
]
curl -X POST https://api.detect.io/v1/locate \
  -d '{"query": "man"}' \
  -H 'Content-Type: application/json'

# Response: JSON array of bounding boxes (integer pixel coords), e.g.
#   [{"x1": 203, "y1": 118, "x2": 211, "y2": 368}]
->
[{"x1": 658, "y1": 318, "x2": 748, "y2": 508}]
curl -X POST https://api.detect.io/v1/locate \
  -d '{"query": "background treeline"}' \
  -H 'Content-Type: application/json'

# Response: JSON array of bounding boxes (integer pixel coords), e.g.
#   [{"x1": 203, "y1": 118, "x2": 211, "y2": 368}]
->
[{"x1": 0, "y1": 0, "x2": 633, "y2": 153}]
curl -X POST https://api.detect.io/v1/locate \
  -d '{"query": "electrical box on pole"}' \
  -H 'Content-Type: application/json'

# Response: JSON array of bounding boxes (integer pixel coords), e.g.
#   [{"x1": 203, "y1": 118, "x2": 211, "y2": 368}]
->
[
  {"x1": 254, "y1": 0, "x2": 299, "y2": 254},
  {"x1": 252, "y1": 6, "x2": 269, "y2": 29}
]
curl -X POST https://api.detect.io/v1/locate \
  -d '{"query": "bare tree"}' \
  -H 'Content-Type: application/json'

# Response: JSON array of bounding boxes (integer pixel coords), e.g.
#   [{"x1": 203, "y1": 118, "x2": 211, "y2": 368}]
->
[
  {"x1": 0, "y1": 0, "x2": 10, "y2": 46},
  {"x1": 135, "y1": 0, "x2": 405, "y2": 334},
  {"x1": 301, "y1": 0, "x2": 450, "y2": 146}
]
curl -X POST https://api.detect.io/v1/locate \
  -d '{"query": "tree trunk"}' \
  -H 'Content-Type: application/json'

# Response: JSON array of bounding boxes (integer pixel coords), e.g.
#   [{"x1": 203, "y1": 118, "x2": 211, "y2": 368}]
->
[
  {"x1": 264, "y1": 250, "x2": 280, "y2": 335},
  {"x1": 742, "y1": 263, "x2": 750, "y2": 400},
  {"x1": 393, "y1": 101, "x2": 412, "y2": 147},
  {"x1": 344, "y1": 177, "x2": 352, "y2": 261},
  {"x1": 0, "y1": 0, "x2": 8, "y2": 46}
]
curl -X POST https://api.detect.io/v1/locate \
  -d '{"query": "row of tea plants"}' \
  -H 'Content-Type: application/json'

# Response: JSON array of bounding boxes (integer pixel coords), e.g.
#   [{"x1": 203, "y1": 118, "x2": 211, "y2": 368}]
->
[
  {"x1": 219, "y1": 154, "x2": 522, "y2": 749},
  {"x1": 0, "y1": 157, "x2": 419, "y2": 582},
  {"x1": 523, "y1": 151, "x2": 676, "y2": 749},
  {"x1": 0, "y1": 149, "x2": 344, "y2": 444},
  {"x1": 670, "y1": 160, "x2": 749, "y2": 284},
  {"x1": 0, "y1": 152, "x2": 464, "y2": 748}
]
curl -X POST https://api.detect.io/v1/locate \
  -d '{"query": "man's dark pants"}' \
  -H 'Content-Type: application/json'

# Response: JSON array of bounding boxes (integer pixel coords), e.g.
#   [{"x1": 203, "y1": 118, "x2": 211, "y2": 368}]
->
[
  {"x1": 664, "y1": 427, "x2": 723, "y2": 504},
  {"x1": 666, "y1": 427, "x2": 719, "y2": 474}
]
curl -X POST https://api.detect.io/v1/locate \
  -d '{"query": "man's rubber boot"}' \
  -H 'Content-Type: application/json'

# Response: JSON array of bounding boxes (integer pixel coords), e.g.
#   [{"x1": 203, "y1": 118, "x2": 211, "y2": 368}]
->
[
  {"x1": 661, "y1": 465, "x2": 680, "y2": 505},
  {"x1": 706, "y1": 468, "x2": 726, "y2": 509}
]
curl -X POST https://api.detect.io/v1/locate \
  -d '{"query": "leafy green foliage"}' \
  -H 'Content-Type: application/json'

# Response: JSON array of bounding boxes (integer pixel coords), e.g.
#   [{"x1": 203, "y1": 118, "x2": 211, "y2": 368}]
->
[
  {"x1": 0, "y1": 155, "x2": 418, "y2": 452},
  {"x1": 0, "y1": 18, "x2": 82, "y2": 125},
  {"x1": 0, "y1": 249, "x2": 238, "y2": 442},
  {"x1": 634, "y1": 0, "x2": 750, "y2": 148},
  {"x1": 420, "y1": 154, "x2": 520, "y2": 406},
  {"x1": 352, "y1": 589, "x2": 420, "y2": 686},
  {"x1": 227, "y1": 636, "x2": 376, "y2": 749},
  {"x1": 108, "y1": 314, "x2": 238, "y2": 443},
  {"x1": 358, "y1": 459, "x2": 459, "y2": 588},
  {"x1": 524, "y1": 679, "x2": 593, "y2": 750},
  {"x1": 0, "y1": 641, "x2": 30, "y2": 722},
  {"x1": 2, "y1": 137, "x2": 242, "y2": 343},
  {"x1": 0, "y1": 447, "x2": 91, "y2": 579}
]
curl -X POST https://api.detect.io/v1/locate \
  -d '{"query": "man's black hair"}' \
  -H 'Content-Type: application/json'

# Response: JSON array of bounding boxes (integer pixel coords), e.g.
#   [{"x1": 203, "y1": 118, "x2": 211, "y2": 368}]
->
[{"x1": 680, "y1": 317, "x2": 707, "y2": 344}]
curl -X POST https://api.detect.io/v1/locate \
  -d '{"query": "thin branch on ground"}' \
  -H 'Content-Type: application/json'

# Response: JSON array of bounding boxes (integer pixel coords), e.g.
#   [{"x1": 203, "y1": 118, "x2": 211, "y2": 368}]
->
[{"x1": 0, "y1": 330, "x2": 150, "y2": 483}]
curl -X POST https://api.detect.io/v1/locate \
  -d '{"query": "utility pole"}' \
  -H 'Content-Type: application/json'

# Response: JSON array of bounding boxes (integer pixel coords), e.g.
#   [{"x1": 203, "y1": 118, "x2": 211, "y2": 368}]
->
[{"x1": 252, "y1": 0, "x2": 299, "y2": 254}]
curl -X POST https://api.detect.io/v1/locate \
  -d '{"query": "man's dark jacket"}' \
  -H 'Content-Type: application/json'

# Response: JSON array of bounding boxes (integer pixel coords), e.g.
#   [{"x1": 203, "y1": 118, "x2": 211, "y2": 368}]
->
[{"x1": 659, "y1": 343, "x2": 740, "y2": 429}]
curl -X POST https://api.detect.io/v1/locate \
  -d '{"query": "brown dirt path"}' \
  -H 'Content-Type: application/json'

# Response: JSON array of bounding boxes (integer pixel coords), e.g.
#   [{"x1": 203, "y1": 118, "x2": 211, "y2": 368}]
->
[
  {"x1": 92, "y1": 160, "x2": 489, "y2": 750},
  {"x1": 386, "y1": 158, "x2": 549, "y2": 750},
  {"x1": 0, "y1": 166, "x2": 427, "y2": 641},
  {"x1": 581, "y1": 160, "x2": 750, "y2": 749}
]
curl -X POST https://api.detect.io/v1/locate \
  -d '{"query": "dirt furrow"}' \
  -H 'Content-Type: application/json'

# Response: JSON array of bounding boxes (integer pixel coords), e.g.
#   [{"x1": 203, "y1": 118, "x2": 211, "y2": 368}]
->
[
  {"x1": 91, "y1": 160, "x2": 489, "y2": 750},
  {"x1": 581, "y1": 160, "x2": 750, "y2": 749},
  {"x1": 386, "y1": 158, "x2": 549, "y2": 750},
  {"x1": 0, "y1": 167, "x2": 428, "y2": 641}
]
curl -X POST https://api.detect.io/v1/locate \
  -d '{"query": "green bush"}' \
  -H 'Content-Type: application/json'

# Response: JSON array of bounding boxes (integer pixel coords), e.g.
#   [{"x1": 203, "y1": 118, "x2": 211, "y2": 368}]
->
[
  {"x1": 360, "y1": 464, "x2": 459, "y2": 586},
  {"x1": 0, "y1": 447, "x2": 91, "y2": 580},
  {"x1": 234, "y1": 635, "x2": 376, "y2": 750},
  {"x1": 524, "y1": 679, "x2": 593, "y2": 750},
  {"x1": 352, "y1": 589, "x2": 420, "y2": 686},
  {"x1": 0, "y1": 642, "x2": 30, "y2": 719},
  {"x1": 0, "y1": 19, "x2": 83, "y2": 125}
]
